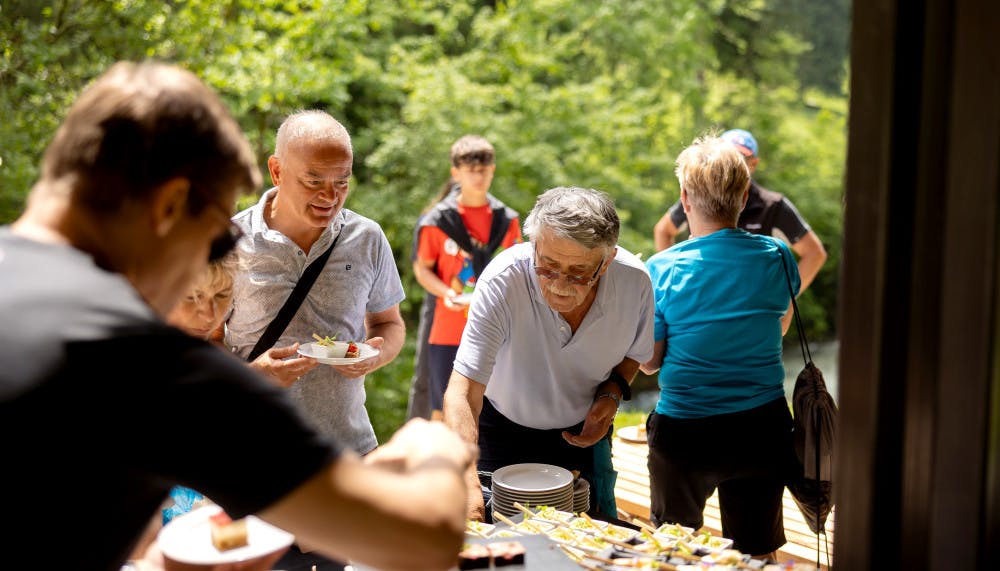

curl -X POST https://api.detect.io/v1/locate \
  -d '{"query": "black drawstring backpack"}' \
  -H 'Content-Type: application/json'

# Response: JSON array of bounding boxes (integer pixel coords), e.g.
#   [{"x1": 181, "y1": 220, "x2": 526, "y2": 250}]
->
[{"x1": 780, "y1": 252, "x2": 836, "y2": 567}]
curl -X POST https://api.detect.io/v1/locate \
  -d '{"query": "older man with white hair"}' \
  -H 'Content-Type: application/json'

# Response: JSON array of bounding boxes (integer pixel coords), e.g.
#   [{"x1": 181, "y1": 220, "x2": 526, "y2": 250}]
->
[{"x1": 444, "y1": 186, "x2": 655, "y2": 522}]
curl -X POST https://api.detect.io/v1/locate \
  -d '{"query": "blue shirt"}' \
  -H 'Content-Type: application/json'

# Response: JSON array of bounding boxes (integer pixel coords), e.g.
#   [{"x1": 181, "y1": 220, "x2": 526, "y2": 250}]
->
[{"x1": 645, "y1": 228, "x2": 799, "y2": 418}]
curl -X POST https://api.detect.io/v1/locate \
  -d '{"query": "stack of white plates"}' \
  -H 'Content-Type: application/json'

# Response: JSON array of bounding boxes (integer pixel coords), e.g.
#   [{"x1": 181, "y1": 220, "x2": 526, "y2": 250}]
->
[
  {"x1": 491, "y1": 463, "x2": 574, "y2": 518},
  {"x1": 573, "y1": 477, "x2": 590, "y2": 514}
]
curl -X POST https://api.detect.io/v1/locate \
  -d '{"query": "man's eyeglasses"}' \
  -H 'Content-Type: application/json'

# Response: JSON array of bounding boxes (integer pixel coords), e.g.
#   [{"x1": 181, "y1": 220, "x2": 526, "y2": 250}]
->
[
  {"x1": 208, "y1": 222, "x2": 243, "y2": 263},
  {"x1": 199, "y1": 197, "x2": 242, "y2": 263},
  {"x1": 533, "y1": 252, "x2": 605, "y2": 287}
]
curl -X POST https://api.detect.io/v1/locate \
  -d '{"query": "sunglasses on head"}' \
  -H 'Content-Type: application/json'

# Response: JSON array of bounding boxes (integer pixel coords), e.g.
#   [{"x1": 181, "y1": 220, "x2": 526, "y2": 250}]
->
[{"x1": 208, "y1": 222, "x2": 243, "y2": 263}]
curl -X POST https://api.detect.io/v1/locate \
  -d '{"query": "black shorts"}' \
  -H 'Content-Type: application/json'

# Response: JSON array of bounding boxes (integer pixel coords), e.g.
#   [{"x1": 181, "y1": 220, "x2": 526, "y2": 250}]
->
[{"x1": 646, "y1": 397, "x2": 795, "y2": 555}]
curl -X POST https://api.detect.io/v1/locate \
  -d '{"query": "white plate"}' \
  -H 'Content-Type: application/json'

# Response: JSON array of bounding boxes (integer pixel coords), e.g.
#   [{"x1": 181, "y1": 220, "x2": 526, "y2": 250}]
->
[
  {"x1": 297, "y1": 341, "x2": 380, "y2": 365},
  {"x1": 491, "y1": 485, "x2": 573, "y2": 499},
  {"x1": 158, "y1": 505, "x2": 294, "y2": 565},
  {"x1": 492, "y1": 463, "x2": 574, "y2": 492},
  {"x1": 452, "y1": 292, "x2": 473, "y2": 305},
  {"x1": 616, "y1": 425, "x2": 647, "y2": 443},
  {"x1": 686, "y1": 534, "x2": 735, "y2": 552}
]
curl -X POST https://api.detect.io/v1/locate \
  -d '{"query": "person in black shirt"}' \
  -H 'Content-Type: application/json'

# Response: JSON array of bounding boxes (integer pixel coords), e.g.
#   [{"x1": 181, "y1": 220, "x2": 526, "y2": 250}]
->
[
  {"x1": 0, "y1": 61, "x2": 473, "y2": 571},
  {"x1": 653, "y1": 128, "x2": 828, "y2": 295}
]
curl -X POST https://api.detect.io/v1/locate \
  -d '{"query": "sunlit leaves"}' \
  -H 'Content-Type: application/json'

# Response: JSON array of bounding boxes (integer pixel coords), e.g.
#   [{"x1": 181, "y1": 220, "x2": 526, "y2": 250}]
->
[{"x1": 1, "y1": 0, "x2": 851, "y2": 439}]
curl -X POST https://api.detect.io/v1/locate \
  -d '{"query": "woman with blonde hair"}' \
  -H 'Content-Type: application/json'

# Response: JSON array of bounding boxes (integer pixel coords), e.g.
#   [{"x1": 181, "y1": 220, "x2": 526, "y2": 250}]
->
[{"x1": 641, "y1": 134, "x2": 799, "y2": 560}]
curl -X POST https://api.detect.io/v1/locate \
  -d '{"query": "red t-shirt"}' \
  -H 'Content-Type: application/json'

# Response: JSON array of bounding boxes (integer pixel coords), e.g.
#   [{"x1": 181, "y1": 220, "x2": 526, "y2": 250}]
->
[{"x1": 417, "y1": 203, "x2": 521, "y2": 345}]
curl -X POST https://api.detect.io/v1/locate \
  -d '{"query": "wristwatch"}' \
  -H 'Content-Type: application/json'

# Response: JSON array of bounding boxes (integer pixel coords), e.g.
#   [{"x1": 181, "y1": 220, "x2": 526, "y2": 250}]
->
[
  {"x1": 595, "y1": 391, "x2": 621, "y2": 408},
  {"x1": 606, "y1": 370, "x2": 632, "y2": 401}
]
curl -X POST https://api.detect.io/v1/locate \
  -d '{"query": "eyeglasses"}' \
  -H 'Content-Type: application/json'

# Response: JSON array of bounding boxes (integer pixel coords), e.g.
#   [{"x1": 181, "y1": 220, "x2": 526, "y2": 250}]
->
[
  {"x1": 533, "y1": 252, "x2": 605, "y2": 287},
  {"x1": 199, "y1": 197, "x2": 242, "y2": 263},
  {"x1": 208, "y1": 222, "x2": 243, "y2": 263}
]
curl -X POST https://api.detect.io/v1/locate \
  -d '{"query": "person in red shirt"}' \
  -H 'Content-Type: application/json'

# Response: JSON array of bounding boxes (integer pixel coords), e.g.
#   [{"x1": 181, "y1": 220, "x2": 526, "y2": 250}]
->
[{"x1": 413, "y1": 135, "x2": 522, "y2": 418}]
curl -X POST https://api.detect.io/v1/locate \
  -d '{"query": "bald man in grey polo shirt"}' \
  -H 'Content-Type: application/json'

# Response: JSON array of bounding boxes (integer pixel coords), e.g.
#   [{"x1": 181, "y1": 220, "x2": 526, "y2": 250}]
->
[{"x1": 225, "y1": 110, "x2": 406, "y2": 455}]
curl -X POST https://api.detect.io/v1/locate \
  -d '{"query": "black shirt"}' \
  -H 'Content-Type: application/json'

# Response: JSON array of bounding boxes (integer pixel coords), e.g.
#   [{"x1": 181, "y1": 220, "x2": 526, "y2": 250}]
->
[
  {"x1": 0, "y1": 228, "x2": 340, "y2": 571},
  {"x1": 667, "y1": 181, "x2": 811, "y2": 244}
]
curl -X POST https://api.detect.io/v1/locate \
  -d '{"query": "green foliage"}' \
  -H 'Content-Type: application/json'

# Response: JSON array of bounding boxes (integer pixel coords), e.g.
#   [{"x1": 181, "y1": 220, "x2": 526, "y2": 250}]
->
[
  {"x1": 1, "y1": 0, "x2": 850, "y2": 442},
  {"x1": 613, "y1": 410, "x2": 646, "y2": 435}
]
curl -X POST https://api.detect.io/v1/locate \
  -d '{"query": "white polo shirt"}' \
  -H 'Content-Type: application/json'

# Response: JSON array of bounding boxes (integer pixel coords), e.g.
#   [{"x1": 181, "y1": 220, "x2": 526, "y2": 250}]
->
[{"x1": 453, "y1": 241, "x2": 654, "y2": 429}]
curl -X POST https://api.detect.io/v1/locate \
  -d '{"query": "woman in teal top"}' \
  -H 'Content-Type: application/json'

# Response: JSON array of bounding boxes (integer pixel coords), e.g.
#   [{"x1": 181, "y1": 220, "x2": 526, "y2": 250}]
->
[{"x1": 641, "y1": 135, "x2": 799, "y2": 560}]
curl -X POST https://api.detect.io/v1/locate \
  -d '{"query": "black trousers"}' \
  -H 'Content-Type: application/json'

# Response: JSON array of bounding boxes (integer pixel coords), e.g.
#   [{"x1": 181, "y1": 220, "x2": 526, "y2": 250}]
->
[{"x1": 477, "y1": 397, "x2": 593, "y2": 475}]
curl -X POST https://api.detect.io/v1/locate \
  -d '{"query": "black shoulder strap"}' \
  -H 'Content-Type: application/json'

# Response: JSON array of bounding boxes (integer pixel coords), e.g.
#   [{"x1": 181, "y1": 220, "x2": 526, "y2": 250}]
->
[
  {"x1": 779, "y1": 248, "x2": 811, "y2": 366},
  {"x1": 247, "y1": 231, "x2": 341, "y2": 361}
]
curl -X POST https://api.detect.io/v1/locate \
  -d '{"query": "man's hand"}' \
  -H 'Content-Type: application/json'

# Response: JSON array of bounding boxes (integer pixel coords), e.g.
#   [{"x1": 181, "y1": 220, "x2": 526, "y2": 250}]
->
[
  {"x1": 562, "y1": 396, "x2": 617, "y2": 448},
  {"x1": 441, "y1": 290, "x2": 470, "y2": 312},
  {"x1": 465, "y1": 469, "x2": 487, "y2": 522},
  {"x1": 331, "y1": 337, "x2": 384, "y2": 378},
  {"x1": 249, "y1": 343, "x2": 318, "y2": 387}
]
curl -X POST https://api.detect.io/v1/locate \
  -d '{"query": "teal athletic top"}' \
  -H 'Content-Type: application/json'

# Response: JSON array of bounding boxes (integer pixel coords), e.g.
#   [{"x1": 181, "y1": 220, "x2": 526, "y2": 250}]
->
[{"x1": 645, "y1": 228, "x2": 800, "y2": 418}]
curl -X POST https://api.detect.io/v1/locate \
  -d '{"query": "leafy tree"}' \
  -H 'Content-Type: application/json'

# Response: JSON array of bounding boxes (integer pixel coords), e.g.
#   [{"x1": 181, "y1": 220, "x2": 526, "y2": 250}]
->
[{"x1": 0, "y1": 0, "x2": 850, "y2": 441}]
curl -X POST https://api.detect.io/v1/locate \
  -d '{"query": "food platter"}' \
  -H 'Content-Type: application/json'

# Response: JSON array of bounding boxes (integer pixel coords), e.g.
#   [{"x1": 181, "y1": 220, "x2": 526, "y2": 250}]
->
[
  {"x1": 615, "y1": 425, "x2": 647, "y2": 443},
  {"x1": 354, "y1": 534, "x2": 580, "y2": 571},
  {"x1": 297, "y1": 341, "x2": 379, "y2": 365},
  {"x1": 158, "y1": 505, "x2": 294, "y2": 565}
]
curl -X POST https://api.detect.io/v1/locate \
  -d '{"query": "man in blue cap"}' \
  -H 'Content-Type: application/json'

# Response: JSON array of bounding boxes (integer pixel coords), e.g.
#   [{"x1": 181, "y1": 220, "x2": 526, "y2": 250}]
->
[{"x1": 653, "y1": 128, "x2": 828, "y2": 294}]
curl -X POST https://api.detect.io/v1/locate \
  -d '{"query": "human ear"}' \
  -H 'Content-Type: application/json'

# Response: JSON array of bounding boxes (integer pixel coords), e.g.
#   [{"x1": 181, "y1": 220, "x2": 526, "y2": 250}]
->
[
  {"x1": 267, "y1": 155, "x2": 282, "y2": 186},
  {"x1": 151, "y1": 177, "x2": 191, "y2": 237}
]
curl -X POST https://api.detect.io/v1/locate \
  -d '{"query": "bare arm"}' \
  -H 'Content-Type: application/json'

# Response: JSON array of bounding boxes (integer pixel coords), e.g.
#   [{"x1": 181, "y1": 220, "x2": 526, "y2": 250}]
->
[
  {"x1": 781, "y1": 302, "x2": 794, "y2": 335},
  {"x1": 260, "y1": 419, "x2": 474, "y2": 571},
  {"x1": 791, "y1": 230, "x2": 827, "y2": 294},
  {"x1": 333, "y1": 305, "x2": 405, "y2": 378},
  {"x1": 563, "y1": 358, "x2": 641, "y2": 447},
  {"x1": 640, "y1": 339, "x2": 666, "y2": 375},
  {"x1": 442, "y1": 371, "x2": 488, "y2": 521},
  {"x1": 364, "y1": 304, "x2": 406, "y2": 367},
  {"x1": 413, "y1": 259, "x2": 462, "y2": 311},
  {"x1": 653, "y1": 210, "x2": 680, "y2": 252}
]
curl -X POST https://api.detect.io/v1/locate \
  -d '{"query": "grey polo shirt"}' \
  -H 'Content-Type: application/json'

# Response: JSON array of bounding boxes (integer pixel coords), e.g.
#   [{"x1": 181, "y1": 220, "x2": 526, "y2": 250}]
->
[{"x1": 226, "y1": 189, "x2": 405, "y2": 453}]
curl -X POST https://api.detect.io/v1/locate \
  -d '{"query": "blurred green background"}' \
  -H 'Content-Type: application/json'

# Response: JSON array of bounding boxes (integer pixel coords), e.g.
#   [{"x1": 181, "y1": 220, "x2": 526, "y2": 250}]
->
[{"x1": 1, "y1": 0, "x2": 849, "y2": 442}]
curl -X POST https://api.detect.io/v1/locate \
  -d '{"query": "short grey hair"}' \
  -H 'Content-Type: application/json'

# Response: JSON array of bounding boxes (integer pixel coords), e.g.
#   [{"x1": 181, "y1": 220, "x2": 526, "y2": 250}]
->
[
  {"x1": 523, "y1": 186, "x2": 619, "y2": 249},
  {"x1": 274, "y1": 110, "x2": 352, "y2": 158}
]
